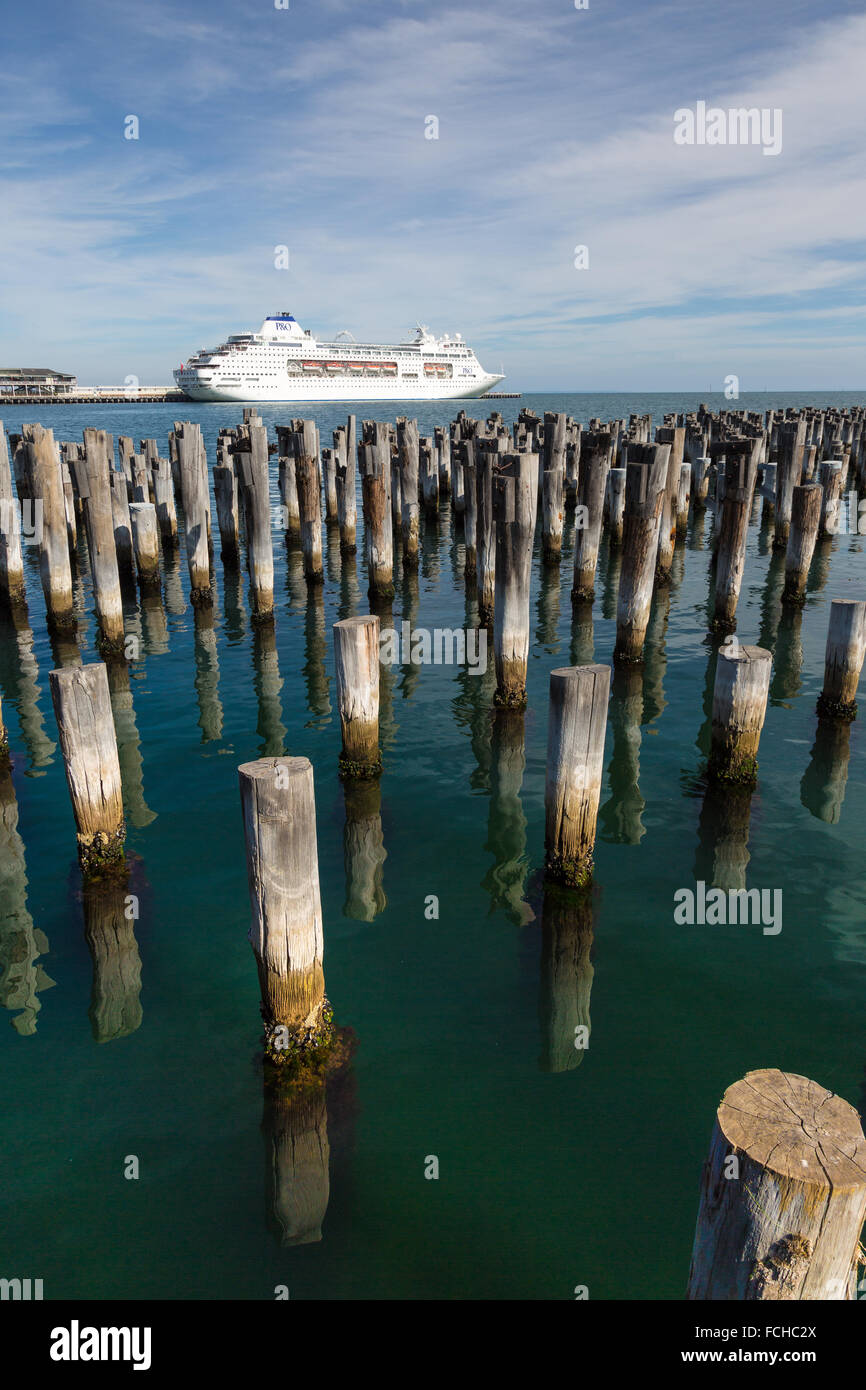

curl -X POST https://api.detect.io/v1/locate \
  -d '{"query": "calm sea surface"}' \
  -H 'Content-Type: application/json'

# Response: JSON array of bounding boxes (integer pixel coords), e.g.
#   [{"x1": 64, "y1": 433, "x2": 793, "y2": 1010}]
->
[{"x1": 1, "y1": 391, "x2": 865, "y2": 1299}]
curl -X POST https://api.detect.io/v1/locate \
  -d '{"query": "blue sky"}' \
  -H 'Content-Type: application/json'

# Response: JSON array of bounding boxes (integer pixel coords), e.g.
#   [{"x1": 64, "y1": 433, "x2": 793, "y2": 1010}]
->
[{"x1": 1, "y1": 0, "x2": 865, "y2": 389}]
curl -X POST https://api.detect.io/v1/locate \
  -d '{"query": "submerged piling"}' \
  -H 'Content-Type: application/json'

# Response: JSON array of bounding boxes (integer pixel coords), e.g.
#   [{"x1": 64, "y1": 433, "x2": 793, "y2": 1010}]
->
[
  {"x1": 544, "y1": 664, "x2": 610, "y2": 887},
  {"x1": 817, "y1": 599, "x2": 866, "y2": 720},
  {"x1": 238, "y1": 756, "x2": 334, "y2": 1076},
  {"x1": 333, "y1": 615, "x2": 381, "y2": 779},
  {"x1": 49, "y1": 662, "x2": 125, "y2": 874},
  {"x1": 708, "y1": 645, "x2": 772, "y2": 786}
]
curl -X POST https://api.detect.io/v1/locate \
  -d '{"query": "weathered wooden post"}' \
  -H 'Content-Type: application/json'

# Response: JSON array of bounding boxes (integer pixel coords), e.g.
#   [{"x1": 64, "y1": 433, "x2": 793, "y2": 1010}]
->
[
  {"x1": 818, "y1": 460, "x2": 844, "y2": 539},
  {"x1": 396, "y1": 418, "x2": 419, "y2": 567},
  {"x1": 153, "y1": 458, "x2": 178, "y2": 544},
  {"x1": 691, "y1": 456, "x2": 710, "y2": 510},
  {"x1": 713, "y1": 441, "x2": 760, "y2": 633},
  {"x1": 24, "y1": 424, "x2": 75, "y2": 630},
  {"x1": 544, "y1": 664, "x2": 610, "y2": 887},
  {"x1": 708, "y1": 645, "x2": 772, "y2": 785},
  {"x1": 492, "y1": 452, "x2": 538, "y2": 707},
  {"x1": 476, "y1": 443, "x2": 497, "y2": 623},
  {"x1": 321, "y1": 446, "x2": 338, "y2": 522},
  {"x1": 238, "y1": 756, "x2": 334, "y2": 1070},
  {"x1": 613, "y1": 444, "x2": 668, "y2": 665},
  {"x1": 0, "y1": 425, "x2": 25, "y2": 606},
  {"x1": 275, "y1": 428, "x2": 302, "y2": 542},
  {"x1": 463, "y1": 449, "x2": 478, "y2": 581},
  {"x1": 571, "y1": 431, "x2": 610, "y2": 603},
  {"x1": 295, "y1": 422, "x2": 323, "y2": 582},
  {"x1": 131, "y1": 453, "x2": 150, "y2": 503},
  {"x1": 606, "y1": 467, "x2": 626, "y2": 545},
  {"x1": 541, "y1": 461, "x2": 564, "y2": 564},
  {"x1": 783, "y1": 483, "x2": 822, "y2": 604},
  {"x1": 334, "y1": 436, "x2": 357, "y2": 555},
  {"x1": 109, "y1": 471, "x2": 134, "y2": 583},
  {"x1": 817, "y1": 599, "x2": 866, "y2": 720},
  {"x1": 655, "y1": 425, "x2": 685, "y2": 579},
  {"x1": 49, "y1": 662, "x2": 125, "y2": 874},
  {"x1": 760, "y1": 461, "x2": 777, "y2": 524},
  {"x1": 687, "y1": 1069, "x2": 866, "y2": 1300},
  {"x1": 360, "y1": 441, "x2": 394, "y2": 599},
  {"x1": 420, "y1": 437, "x2": 439, "y2": 514},
  {"x1": 676, "y1": 461, "x2": 691, "y2": 532},
  {"x1": 333, "y1": 615, "x2": 381, "y2": 778},
  {"x1": 129, "y1": 502, "x2": 161, "y2": 592},
  {"x1": 80, "y1": 430, "x2": 125, "y2": 651},
  {"x1": 176, "y1": 423, "x2": 212, "y2": 605},
  {"x1": 774, "y1": 419, "x2": 806, "y2": 549},
  {"x1": 241, "y1": 423, "x2": 275, "y2": 621},
  {"x1": 214, "y1": 463, "x2": 240, "y2": 564}
]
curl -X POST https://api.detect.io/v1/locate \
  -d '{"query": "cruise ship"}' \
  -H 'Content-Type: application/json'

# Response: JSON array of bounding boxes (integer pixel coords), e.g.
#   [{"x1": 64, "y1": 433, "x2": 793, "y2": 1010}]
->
[{"x1": 174, "y1": 314, "x2": 504, "y2": 402}]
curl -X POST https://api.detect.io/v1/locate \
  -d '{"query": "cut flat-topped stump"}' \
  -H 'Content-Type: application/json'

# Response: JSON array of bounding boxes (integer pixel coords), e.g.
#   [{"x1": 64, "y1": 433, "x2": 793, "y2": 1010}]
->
[{"x1": 688, "y1": 1069, "x2": 866, "y2": 1300}]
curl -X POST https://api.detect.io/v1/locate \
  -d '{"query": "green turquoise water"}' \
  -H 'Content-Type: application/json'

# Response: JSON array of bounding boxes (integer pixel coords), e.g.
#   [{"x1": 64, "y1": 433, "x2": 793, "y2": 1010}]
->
[{"x1": 1, "y1": 392, "x2": 865, "y2": 1300}]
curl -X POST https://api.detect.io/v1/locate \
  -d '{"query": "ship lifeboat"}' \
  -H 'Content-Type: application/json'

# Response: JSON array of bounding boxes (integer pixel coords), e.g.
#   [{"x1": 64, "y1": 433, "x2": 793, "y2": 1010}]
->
[
  {"x1": 301, "y1": 360, "x2": 323, "y2": 372},
  {"x1": 325, "y1": 362, "x2": 342, "y2": 371}
]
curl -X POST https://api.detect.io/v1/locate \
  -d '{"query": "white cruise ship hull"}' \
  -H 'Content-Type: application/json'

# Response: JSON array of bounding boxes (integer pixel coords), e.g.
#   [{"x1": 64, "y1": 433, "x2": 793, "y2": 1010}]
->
[
  {"x1": 174, "y1": 313, "x2": 505, "y2": 404},
  {"x1": 181, "y1": 376, "x2": 502, "y2": 403}
]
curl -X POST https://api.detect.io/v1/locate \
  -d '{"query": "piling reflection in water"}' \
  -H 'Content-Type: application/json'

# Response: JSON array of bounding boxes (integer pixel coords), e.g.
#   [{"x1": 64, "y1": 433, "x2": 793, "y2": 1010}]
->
[
  {"x1": 643, "y1": 586, "x2": 670, "y2": 728},
  {"x1": 342, "y1": 778, "x2": 387, "y2": 922},
  {"x1": 140, "y1": 588, "x2": 169, "y2": 656},
  {"x1": 261, "y1": 1083, "x2": 330, "y2": 1247},
  {"x1": 0, "y1": 604, "x2": 55, "y2": 772},
  {"x1": 536, "y1": 560, "x2": 561, "y2": 653},
  {"x1": 601, "y1": 540, "x2": 622, "y2": 621},
  {"x1": 771, "y1": 604, "x2": 804, "y2": 703},
  {"x1": 695, "y1": 780, "x2": 753, "y2": 892},
  {"x1": 106, "y1": 656, "x2": 157, "y2": 828},
  {"x1": 221, "y1": 565, "x2": 246, "y2": 645},
  {"x1": 398, "y1": 567, "x2": 422, "y2": 702},
  {"x1": 807, "y1": 537, "x2": 832, "y2": 595},
  {"x1": 569, "y1": 598, "x2": 593, "y2": 667},
  {"x1": 482, "y1": 708, "x2": 533, "y2": 926},
  {"x1": 337, "y1": 551, "x2": 362, "y2": 622},
  {"x1": 81, "y1": 870, "x2": 143, "y2": 1043},
  {"x1": 0, "y1": 759, "x2": 55, "y2": 1034},
  {"x1": 599, "y1": 665, "x2": 646, "y2": 844},
  {"x1": 253, "y1": 623, "x2": 287, "y2": 757},
  {"x1": 303, "y1": 585, "x2": 331, "y2": 725},
  {"x1": 193, "y1": 603, "x2": 223, "y2": 742},
  {"x1": 161, "y1": 544, "x2": 186, "y2": 617},
  {"x1": 538, "y1": 881, "x2": 594, "y2": 1073},
  {"x1": 801, "y1": 718, "x2": 852, "y2": 824}
]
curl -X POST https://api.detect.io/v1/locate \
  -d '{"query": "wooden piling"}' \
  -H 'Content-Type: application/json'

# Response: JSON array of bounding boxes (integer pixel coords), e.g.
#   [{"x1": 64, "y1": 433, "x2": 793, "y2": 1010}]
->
[
  {"x1": 476, "y1": 444, "x2": 497, "y2": 623},
  {"x1": 818, "y1": 460, "x2": 843, "y2": 539},
  {"x1": 109, "y1": 471, "x2": 135, "y2": 582},
  {"x1": 295, "y1": 422, "x2": 323, "y2": 583},
  {"x1": 774, "y1": 419, "x2": 806, "y2": 550},
  {"x1": 214, "y1": 463, "x2": 240, "y2": 564},
  {"x1": 176, "y1": 423, "x2": 212, "y2": 605},
  {"x1": 24, "y1": 424, "x2": 75, "y2": 631},
  {"x1": 676, "y1": 461, "x2": 691, "y2": 532},
  {"x1": 708, "y1": 645, "x2": 772, "y2": 786},
  {"x1": 81, "y1": 430, "x2": 125, "y2": 651},
  {"x1": 606, "y1": 467, "x2": 626, "y2": 546},
  {"x1": 687, "y1": 1069, "x2": 866, "y2": 1300},
  {"x1": 492, "y1": 452, "x2": 538, "y2": 707},
  {"x1": 0, "y1": 424, "x2": 25, "y2": 605},
  {"x1": 360, "y1": 441, "x2": 394, "y2": 600},
  {"x1": 712, "y1": 441, "x2": 759, "y2": 633},
  {"x1": 691, "y1": 456, "x2": 710, "y2": 510},
  {"x1": 238, "y1": 756, "x2": 333, "y2": 1071},
  {"x1": 397, "y1": 418, "x2": 419, "y2": 567},
  {"x1": 544, "y1": 664, "x2": 610, "y2": 887},
  {"x1": 783, "y1": 483, "x2": 822, "y2": 604},
  {"x1": 571, "y1": 432, "x2": 610, "y2": 602},
  {"x1": 420, "y1": 437, "x2": 439, "y2": 514},
  {"x1": 153, "y1": 458, "x2": 178, "y2": 544},
  {"x1": 129, "y1": 502, "x2": 161, "y2": 592},
  {"x1": 241, "y1": 424, "x2": 275, "y2": 621},
  {"x1": 613, "y1": 444, "x2": 668, "y2": 665},
  {"x1": 333, "y1": 615, "x2": 381, "y2": 779},
  {"x1": 49, "y1": 662, "x2": 125, "y2": 874},
  {"x1": 817, "y1": 599, "x2": 866, "y2": 720}
]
